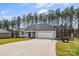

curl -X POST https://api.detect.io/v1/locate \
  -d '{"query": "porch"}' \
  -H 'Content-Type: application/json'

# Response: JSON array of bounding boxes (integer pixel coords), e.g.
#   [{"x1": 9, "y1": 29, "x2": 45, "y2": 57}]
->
[{"x1": 25, "y1": 32, "x2": 35, "y2": 38}]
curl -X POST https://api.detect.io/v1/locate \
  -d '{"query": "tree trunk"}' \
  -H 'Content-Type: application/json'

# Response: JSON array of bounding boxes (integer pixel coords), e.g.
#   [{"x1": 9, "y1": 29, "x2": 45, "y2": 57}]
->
[{"x1": 78, "y1": 18, "x2": 79, "y2": 36}]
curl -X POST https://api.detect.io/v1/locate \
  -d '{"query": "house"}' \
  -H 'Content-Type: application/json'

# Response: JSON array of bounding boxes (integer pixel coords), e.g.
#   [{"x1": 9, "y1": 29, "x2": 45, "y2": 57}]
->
[
  {"x1": 0, "y1": 29, "x2": 11, "y2": 38},
  {"x1": 19, "y1": 24, "x2": 56, "y2": 39}
]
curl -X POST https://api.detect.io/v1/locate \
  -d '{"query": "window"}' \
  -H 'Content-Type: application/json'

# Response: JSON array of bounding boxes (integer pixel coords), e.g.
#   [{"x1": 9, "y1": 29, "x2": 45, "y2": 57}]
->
[{"x1": 21, "y1": 32, "x2": 24, "y2": 35}]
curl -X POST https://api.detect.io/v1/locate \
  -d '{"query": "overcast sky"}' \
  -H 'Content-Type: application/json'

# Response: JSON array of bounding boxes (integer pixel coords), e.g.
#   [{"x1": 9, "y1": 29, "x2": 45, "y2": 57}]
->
[{"x1": 0, "y1": 3, "x2": 79, "y2": 19}]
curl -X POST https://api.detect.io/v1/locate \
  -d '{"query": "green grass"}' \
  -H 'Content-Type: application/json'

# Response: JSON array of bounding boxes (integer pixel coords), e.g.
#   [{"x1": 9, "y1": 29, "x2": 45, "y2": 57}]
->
[
  {"x1": 56, "y1": 39, "x2": 79, "y2": 56},
  {"x1": 0, "y1": 38, "x2": 31, "y2": 45}
]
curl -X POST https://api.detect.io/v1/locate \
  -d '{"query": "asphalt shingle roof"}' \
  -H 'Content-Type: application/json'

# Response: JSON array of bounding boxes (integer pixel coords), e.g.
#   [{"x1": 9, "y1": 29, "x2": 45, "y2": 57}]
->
[{"x1": 25, "y1": 24, "x2": 56, "y2": 31}]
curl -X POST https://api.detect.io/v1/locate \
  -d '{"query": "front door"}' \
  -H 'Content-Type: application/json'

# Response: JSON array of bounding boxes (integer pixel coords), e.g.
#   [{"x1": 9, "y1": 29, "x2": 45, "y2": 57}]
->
[{"x1": 28, "y1": 32, "x2": 31, "y2": 38}]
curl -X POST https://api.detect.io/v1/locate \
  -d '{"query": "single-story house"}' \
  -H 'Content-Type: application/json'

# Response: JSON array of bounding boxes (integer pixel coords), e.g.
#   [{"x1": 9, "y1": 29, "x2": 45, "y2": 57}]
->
[
  {"x1": 19, "y1": 24, "x2": 56, "y2": 39},
  {"x1": 0, "y1": 29, "x2": 11, "y2": 38}
]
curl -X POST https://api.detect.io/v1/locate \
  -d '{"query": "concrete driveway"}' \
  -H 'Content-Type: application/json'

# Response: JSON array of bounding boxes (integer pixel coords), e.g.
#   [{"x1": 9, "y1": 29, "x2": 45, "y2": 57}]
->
[{"x1": 0, "y1": 39, "x2": 56, "y2": 56}]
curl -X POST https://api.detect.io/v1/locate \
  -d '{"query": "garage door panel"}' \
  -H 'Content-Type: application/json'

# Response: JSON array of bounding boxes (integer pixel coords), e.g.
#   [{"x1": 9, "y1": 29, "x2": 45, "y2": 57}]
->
[{"x1": 35, "y1": 31, "x2": 55, "y2": 39}]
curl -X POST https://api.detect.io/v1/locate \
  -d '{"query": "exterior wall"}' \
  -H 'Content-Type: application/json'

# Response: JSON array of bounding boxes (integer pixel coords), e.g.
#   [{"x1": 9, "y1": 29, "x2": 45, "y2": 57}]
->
[
  {"x1": 20, "y1": 30, "x2": 56, "y2": 39},
  {"x1": 0, "y1": 33, "x2": 11, "y2": 38},
  {"x1": 19, "y1": 31, "x2": 26, "y2": 37},
  {"x1": 25, "y1": 32, "x2": 29, "y2": 37},
  {"x1": 35, "y1": 31, "x2": 56, "y2": 39},
  {"x1": 53, "y1": 31, "x2": 56, "y2": 39},
  {"x1": 19, "y1": 31, "x2": 34, "y2": 38}
]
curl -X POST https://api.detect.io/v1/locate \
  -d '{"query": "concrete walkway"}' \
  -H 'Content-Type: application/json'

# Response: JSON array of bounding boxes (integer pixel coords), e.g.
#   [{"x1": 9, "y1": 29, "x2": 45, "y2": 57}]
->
[{"x1": 0, "y1": 39, "x2": 56, "y2": 56}]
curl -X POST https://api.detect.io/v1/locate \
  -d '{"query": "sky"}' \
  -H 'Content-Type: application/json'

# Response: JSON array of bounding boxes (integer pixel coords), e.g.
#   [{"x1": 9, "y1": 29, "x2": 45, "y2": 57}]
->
[{"x1": 0, "y1": 3, "x2": 79, "y2": 19}]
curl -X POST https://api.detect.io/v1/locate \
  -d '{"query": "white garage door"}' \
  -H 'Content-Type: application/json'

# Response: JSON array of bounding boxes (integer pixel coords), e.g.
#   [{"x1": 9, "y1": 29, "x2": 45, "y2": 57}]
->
[{"x1": 35, "y1": 31, "x2": 56, "y2": 39}]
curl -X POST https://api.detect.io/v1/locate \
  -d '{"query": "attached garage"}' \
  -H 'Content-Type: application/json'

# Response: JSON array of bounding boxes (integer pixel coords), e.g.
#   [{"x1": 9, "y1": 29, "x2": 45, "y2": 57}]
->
[{"x1": 35, "y1": 31, "x2": 56, "y2": 39}]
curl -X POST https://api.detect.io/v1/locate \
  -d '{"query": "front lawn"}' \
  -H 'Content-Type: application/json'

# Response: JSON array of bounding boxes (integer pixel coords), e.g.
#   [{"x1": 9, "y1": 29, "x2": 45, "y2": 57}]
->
[
  {"x1": 0, "y1": 38, "x2": 31, "y2": 45},
  {"x1": 56, "y1": 38, "x2": 79, "y2": 56}
]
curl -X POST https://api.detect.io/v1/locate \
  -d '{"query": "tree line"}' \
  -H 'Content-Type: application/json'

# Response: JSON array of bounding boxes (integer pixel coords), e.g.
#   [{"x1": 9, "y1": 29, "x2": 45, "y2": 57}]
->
[{"x1": 0, "y1": 6, "x2": 79, "y2": 37}]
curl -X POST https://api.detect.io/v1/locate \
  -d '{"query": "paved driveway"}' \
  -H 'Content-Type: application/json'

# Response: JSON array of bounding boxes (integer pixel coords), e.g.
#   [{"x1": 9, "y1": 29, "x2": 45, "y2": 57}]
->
[{"x1": 0, "y1": 39, "x2": 56, "y2": 56}]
